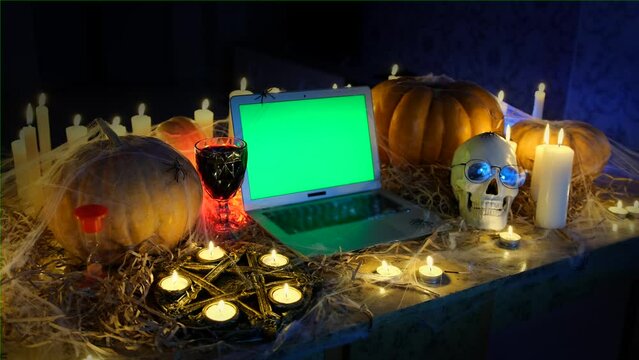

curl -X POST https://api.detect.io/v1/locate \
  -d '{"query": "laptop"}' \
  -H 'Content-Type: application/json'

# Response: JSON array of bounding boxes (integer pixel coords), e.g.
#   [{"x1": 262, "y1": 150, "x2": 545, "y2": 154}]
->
[{"x1": 230, "y1": 86, "x2": 438, "y2": 256}]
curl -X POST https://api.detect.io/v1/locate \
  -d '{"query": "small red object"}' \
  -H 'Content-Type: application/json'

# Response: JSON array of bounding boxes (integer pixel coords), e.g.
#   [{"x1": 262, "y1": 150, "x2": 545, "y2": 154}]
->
[{"x1": 74, "y1": 204, "x2": 109, "y2": 234}]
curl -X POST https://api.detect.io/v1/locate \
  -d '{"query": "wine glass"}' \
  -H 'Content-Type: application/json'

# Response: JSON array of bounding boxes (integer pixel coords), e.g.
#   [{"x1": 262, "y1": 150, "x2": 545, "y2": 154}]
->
[{"x1": 195, "y1": 137, "x2": 248, "y2": 233}]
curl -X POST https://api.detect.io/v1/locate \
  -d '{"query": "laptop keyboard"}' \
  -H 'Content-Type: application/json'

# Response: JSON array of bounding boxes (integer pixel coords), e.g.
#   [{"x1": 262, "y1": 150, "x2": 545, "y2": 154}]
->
[{"x1": 262, "y1": 192, "x2": 408, "y2": 235}]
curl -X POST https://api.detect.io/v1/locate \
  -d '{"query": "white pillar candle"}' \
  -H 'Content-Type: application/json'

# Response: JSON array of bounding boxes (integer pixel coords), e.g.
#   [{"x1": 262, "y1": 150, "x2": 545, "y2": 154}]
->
[
  {"x1": 535, "y1": 128, "x2": 574, "y2": 229},
  {"x1": 388, "y1": 64, "x2": 400, "y2": 80},
  {"x1": 259, "y1": 249, "x2": 289, "y2": 268},
  {"x1": 625, "y1": 200, "x2": 639, "y2": 216},
  {"x1": 228, "y1": 77, "x2": 253, "y2": 137},
  {"x1": 66, "y1": 114, "x2": 88, "y2": 143},
  {"x1": 11, "y1": 134, "x2": 28, "y2": 199},
  {"x1": 418, "y1": 256, "x2": 443, "y2": 283},
  {"x1": 608, "y1": 200, "x2": 629, "y2": 218},
  {"x1": 23, "y1": 104, "x2": 39, "y2": 163},
  {"x1": 504, "y1": 124, "x2": 517, "y2": 153},
  {"x1": 532, "y1": 83, "x2": 546, "y2": 119},
  {"x1": 109, "y1": 116, "x2": 127, "y2": 136},
  {"x1": 22, "y1": 104, "x2": 43, "y2": 210},
  {"x1": 530, "y1": 124, "x2": 551, "y2": 201},
  {"x1": 35, "y1": 93, "x2": 51, "y2": 155},
  {"x1": 497, "y1": 90, "x2": 509, "y2": 115},
  {"x1": 194, "y1": 98, "x2": 214, "y2": 138},
  {"x1": 131, "y1": 103, "x2": 152, "y2": 135},
  {"x1": 376, "y1": 260, "x2": 402, "y2": 278}
]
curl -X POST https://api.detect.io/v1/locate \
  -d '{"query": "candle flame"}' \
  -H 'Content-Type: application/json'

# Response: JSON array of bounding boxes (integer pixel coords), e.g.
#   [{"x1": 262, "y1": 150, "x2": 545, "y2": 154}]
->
[
  {"x1": 38, "y1": 93, "x2": 46, "y2": 106},
  {"x1": 26, "y1": 103, "x2": 34, "y2": 125},
  {"x1": 497, "y1": 90, "x2": 505, "y2": 102},
  {"x1": 240, "y1": 77, "x2": 247, "y2": 91},
  {"x1": 332, "y1": 83, "x2": 338, "y2": 89},
  {"x1": 346, "y1": 84, "x2": 352, "y2": 88},
  {"x1": 508, "y1": 225, "x2": 513, "y2": 235},
  {"x1": 617, "y1": 200, "x2": 623, "y2": 208},
  {"x1": 112, "y1": 116, "x2": 121, "y2": 126},
  {"x1": 634, "y1": 200, "x2": 638, "y2": 208},
  {"x1": 558, "y1": 128, "x2": 565, "y2": 146},
  {"x1": 208, "y1": 240, "x2": 215, "y2": 256},
  {"x1": 505, "y1": 124, "x2": 511, "y2": 142},
  {"x1": 171, "y1": 270, "x2": 178, "y2": 284},
  {"x1": 271, "y1": 249, "x2": 277, "y2": 262},
  {"x1": 538, "y1": 83, "x2": 546, "y2": 92},
  {"x1": 217, "y1": 299, "x2": 225, "y2": 312},
  {"x1": 543, "y1": 123, "x2": 550, "y2": 145},
  {"x1": 391, "y1": 64, "x2": 399, "y2": 76},
  {"x1": 427, "y1": 255, "x2": 433, "y2": 270},
  {"x1": 284, "y1": 283, "x2": 290, "y2": 299},
  {"x1": 73, "y1": 114, "x2": 82, "y2": 126},
  {"x1": 381, "y1": 260, "x2": 389, "y2": 272},
  {"x1": 202, "y1": 98, "x2": 210, "y2": 110}
]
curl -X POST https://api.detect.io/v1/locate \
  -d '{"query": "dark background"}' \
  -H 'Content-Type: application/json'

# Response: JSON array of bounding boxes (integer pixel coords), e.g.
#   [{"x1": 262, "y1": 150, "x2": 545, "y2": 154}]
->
[{"x1": 2, "y1": 2, "x2": 639, "y2": 156}]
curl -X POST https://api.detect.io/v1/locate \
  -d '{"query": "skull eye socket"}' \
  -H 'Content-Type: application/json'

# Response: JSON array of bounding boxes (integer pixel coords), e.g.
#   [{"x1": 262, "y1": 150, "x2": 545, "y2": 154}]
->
[{"x1": 466, "y1": 161, "x2": 493, "y2": 183}]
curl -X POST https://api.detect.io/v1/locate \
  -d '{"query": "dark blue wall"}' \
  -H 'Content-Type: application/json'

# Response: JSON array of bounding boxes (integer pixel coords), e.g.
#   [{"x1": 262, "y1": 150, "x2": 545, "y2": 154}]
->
[{"x1": 2, "y1": 2, "x2": 638, "y2": 154}]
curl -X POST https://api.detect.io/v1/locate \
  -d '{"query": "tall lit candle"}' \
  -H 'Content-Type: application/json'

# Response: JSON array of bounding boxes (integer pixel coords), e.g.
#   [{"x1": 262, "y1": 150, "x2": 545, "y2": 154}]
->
[
  {"x1": 497, "y1": 90, "x2": 508, "y2": 116},
  {"x1": 227, "y1": 77, "x2": 253, "y2": 137},
  {"x1": 22, "y1": 104, "x2": 39, "y2": 163},
  {"x1": 194, "y1": 98, "x2": 214, "y2": 138},
  {"x1": 532, "y1": 83, "x2": 546, "y2": 119},
  {"x1": 504, "y1": 124, "x2": 517, "y2": 153},
  {"x1": 131, "y1": 103, "x2": 151, "y2": 135},
  {"x1": 388, "y1": 64, "x2": 400, "y2": 80},
  {"x1": 535, "y1": 128, "x2": 574, "y2": 229},
  {"x1": 530, "y1": 123, "x2": 551, "y2": 201},
  {"x1": 66, "y1": 114, "x2": 88, "y2": 143},
  {"x1": 109, "y1": 116, "x2": 127, "y2": 136},
  {"x1": 35, "y1": 93, "x2": 51, "y2": 155},
  {"x1": 22, "y1": 104, "x2": 42, "y2": 207},
  {"x1": 11, "y1": 132, "x2": 28, "y2": 199}
]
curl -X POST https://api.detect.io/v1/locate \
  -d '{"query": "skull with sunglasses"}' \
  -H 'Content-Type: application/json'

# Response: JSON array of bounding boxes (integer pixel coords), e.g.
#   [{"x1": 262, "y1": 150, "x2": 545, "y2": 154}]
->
[{"x1": 450, "y1": 132, "x2": 526, "y2": 230}]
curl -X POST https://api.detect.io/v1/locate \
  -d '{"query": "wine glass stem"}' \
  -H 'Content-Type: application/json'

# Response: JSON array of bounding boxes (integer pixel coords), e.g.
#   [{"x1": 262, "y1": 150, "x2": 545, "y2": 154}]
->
[{"x1": 218, "y1": 200, "x2": 230, "y2": 229}]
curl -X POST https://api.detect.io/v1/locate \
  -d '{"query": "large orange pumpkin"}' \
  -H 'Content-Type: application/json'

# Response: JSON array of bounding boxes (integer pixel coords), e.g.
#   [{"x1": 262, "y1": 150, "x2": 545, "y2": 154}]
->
[
  {"x1": 510, "y1": 119, "x2": 611, "y2": 178},
  {"x1": 44, "y1": 121, "x2": 203, "y2": 264},
  {"x1": 372, "y1": 75, "x2": 504, "y2": 165}
]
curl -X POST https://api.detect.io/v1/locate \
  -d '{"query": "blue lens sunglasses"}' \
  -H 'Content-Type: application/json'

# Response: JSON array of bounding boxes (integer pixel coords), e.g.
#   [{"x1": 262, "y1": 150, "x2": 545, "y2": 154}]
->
[{"x1": 452, "y1": 159, "x2": 527, "y2": 189}]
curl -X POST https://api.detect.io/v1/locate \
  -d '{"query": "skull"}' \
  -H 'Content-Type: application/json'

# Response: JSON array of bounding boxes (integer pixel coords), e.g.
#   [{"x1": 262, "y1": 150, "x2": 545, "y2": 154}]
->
[{"x1": 450, "y1": 132, "x2": 520, "y2": 230}]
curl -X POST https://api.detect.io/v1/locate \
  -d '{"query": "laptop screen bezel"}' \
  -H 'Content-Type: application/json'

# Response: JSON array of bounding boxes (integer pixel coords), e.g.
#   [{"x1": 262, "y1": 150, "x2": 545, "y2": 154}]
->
[{"x1": 229, "y1": 86, "x2": 382, "y2": 211}]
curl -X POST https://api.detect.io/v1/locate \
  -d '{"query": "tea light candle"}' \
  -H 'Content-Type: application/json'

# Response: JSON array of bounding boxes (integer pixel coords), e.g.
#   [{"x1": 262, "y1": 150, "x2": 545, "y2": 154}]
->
[
  {"x1": 158, "y1": 270, "x2": 190, "y2": 295},
  {"x1": 269, "y1": 283, "x2": 303, "y2": 308},
  {"x1": 35, "y1": 93, "x2": 51, "y2": 156},
  {"x1": 203, "y1": 300, "x2": 239, "y2": 324},
  {"x1": 131, "y1": 103, "x2": 151, "y2": 135},
  {"x1": 66, "y1": 114, "x2": 88, "y2": 144},
  {"x1": 532, "y1": 82, "x2": 546, "y2": 119},
  {"x1": 499, "y1": 225, "x2": 521, "y2": 249},
  {"x1": 625, "y1": 200, "x2": 639, "y2": 216},
  {"x1": 259, "y1": 249, "x2": 289, "y2": 268},
  {"x1": 388, "y1": 64, "x2": 400, "y2": 80},
  {"x1": 504, "y1": 124, "x2": 517, "y2": 153},
  {"x1": 376, "y1": 260, "x2": 401, "y2": 278},
  {"x1": 194, "y1": 98, "x2": 214, "y2": 138},
  {"x1": 418, "y1": 256, "x2": 443, "y2": 284},
  {"x1": 197, "y1": 240, "x2": 226, "y2": 263},
  {"x1": 109, "y1": 116, "x2": 127, "y2": 136},
  {"x1": 497, "y1": 90, "x2": 508, "y2": 115},
  {"x1": 608, "y1": 200, "x2": 629, "y2": 218}
]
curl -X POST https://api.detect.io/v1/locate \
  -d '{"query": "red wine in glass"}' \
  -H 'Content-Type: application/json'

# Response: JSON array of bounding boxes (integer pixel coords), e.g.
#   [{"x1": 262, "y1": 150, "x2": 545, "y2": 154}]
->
[{"x1": 195, "y1": 137, "x2": 248, "y2": 233}]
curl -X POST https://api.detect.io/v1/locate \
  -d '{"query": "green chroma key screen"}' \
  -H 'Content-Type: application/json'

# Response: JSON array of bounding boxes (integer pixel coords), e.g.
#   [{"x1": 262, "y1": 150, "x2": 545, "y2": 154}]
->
[{"x1": 239, "y1": 94, "x2": 375, "y2": 200}]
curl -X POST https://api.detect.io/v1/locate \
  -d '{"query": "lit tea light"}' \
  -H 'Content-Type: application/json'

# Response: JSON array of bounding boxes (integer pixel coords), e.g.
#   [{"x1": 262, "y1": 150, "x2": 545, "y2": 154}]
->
[
  {"x1": 625, "y1": 200, "x2": 639, "y2": 217},
  {"x1": 203, "y1": 300, "x2": 239, "y2": 324},
  {"x1": 376, "y1": 260, "x2": 401, "y2": 278},
  {"x1": 608, "y1": 200, "x2": 628, "y2": 218},
  {"x1": 158, "y1": 270, "x2": 190, "y2": 296},
  {"x1": 259, "y1": 249, "x2": 289, "y2": 268},
  {"x1": 197, "y1": 241, "x2": 226, "y2": 263},
  {"x1": 418, "y1": 256, "x2": 443, "y2": 284},
  {"x1": 268, "y1": 283, "x2": 303, "y2": 308},
  {"x1": 499, "y1": 225, "x2": 521, "y2": 249}
]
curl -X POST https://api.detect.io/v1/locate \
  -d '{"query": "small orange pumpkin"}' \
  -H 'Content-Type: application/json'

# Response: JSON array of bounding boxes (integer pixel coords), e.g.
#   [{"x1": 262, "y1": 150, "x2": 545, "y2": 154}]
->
[
  {"x1": 510, "y1": 119, "x2": 611, "y2": 178},
  {"x1": 156, "y1": 116, "x2": 206, "y2": 165},
  {"x1": 372, "y1": 75, "x2": 504, "y2": 165},
  {"x1": 45, "y1": 121, "x2": 203, "y2": 264}
]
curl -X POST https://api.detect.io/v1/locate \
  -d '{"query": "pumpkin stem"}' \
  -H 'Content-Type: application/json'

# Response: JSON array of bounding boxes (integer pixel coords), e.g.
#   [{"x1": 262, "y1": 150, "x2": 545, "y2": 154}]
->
[{"x1": 96, "y1": 117, "x2": 124, "y2": 147}]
